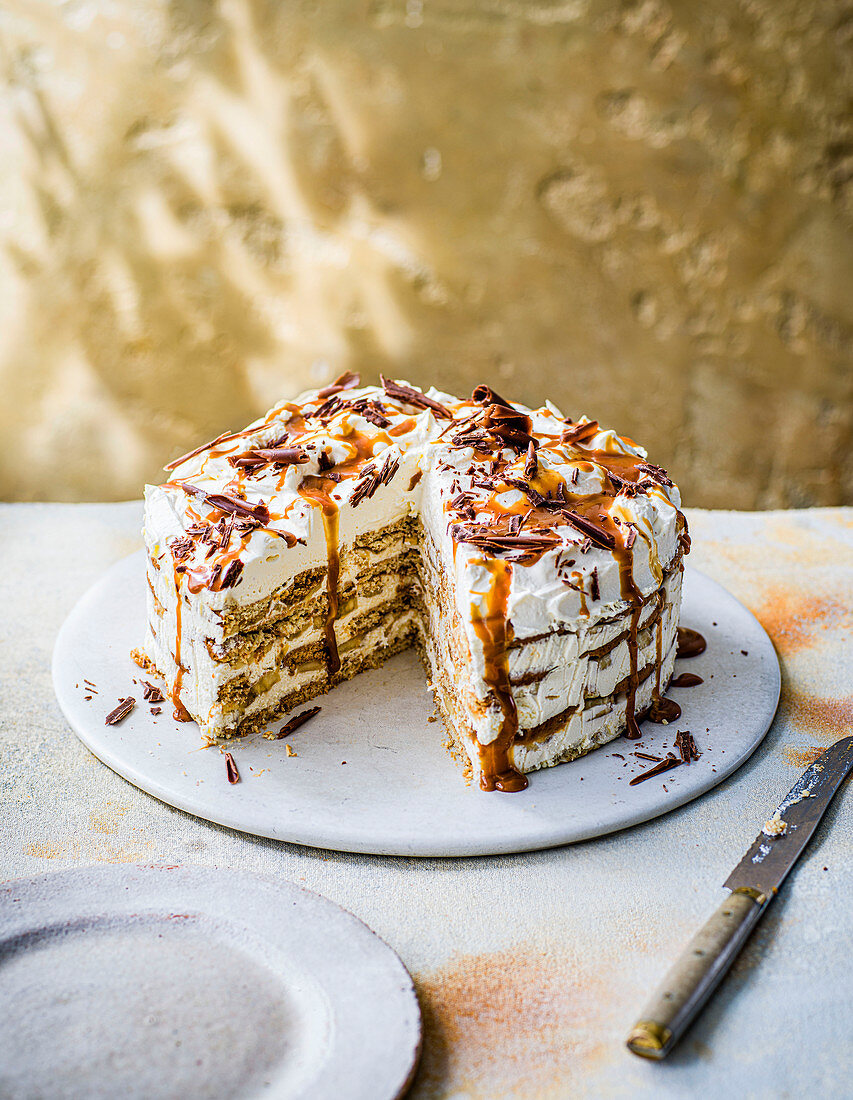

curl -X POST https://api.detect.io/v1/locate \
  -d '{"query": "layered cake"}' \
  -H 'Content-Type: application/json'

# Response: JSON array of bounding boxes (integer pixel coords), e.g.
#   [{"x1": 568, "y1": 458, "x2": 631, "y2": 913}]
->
[{"x1": 141, "y1": 376, "x2": 689, "y2": 792}]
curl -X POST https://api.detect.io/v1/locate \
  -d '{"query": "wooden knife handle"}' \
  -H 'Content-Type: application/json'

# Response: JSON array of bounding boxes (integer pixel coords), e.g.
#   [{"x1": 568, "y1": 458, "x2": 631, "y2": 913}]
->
[{"x1": 626, "y1": 888, "x2": 769, "y2": 1059}]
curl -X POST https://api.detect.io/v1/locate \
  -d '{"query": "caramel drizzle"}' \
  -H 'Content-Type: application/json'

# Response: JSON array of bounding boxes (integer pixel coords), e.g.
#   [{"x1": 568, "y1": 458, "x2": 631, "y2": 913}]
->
[
  {"x1": 298, "y1": 483, "x2": 341, "y2": 677},
  {"x1": 295, "y1": 429, "x2": 385, "y2": 679},
  {"x1": 169, "y1": 565, "x2": 192, "y2": 722},
  {"x1": 644, "y1": 590, "x2": 682, "y2": 723},
  {"x1": 470, "y1": 559, "x2": 528, "y2": 792}
]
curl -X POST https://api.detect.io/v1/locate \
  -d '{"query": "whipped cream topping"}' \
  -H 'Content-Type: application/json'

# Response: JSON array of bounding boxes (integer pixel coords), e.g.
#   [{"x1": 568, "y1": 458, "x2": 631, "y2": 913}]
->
[{"x1": 143, "y1": 374, "x2": 689, "y2": 791}]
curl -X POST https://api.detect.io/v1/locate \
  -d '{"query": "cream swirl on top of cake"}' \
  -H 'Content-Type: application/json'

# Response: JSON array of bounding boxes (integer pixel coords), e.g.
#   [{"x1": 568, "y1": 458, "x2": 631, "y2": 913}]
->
[{"x1": 142, "y1": 374, "x2": 689, "y2": 792}]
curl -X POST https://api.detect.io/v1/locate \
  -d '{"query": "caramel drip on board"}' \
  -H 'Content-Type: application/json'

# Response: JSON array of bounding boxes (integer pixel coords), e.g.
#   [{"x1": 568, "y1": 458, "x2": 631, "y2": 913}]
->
[
  {"x1": 677, "y1": 627, "x2": 706, "y2": 658},
  {"x1": 646, "y1": 696, "x2": 682, "y2": 723},
  {"x1": 470, "y1": 560, "x2": 528, "y2": 792},
  {"x1": 670, "y1": 672, "x2": 704, "y2": 688}
]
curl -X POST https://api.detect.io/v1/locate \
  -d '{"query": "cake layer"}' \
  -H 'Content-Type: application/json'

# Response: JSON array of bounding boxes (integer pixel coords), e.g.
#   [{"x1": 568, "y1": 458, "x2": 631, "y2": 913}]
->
[{"x1": 145, "y1": 528, "x2": 422, "y2": 739}]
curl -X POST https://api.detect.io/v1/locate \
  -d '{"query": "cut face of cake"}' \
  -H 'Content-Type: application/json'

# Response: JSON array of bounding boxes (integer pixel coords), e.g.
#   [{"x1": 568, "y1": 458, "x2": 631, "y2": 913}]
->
[{"x1": 141, "y1": 375, "x2": 690, "y2": 792}]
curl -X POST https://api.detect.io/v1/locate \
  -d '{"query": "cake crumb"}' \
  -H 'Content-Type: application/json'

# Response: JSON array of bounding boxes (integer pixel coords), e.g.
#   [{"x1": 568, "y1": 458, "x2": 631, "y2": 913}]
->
[
  {"x1": 762, "y1": 813, "x2": 788, "y2": 837},
  {"x1": 285, "y1": 745, "x2": 297, "y2": 757}
]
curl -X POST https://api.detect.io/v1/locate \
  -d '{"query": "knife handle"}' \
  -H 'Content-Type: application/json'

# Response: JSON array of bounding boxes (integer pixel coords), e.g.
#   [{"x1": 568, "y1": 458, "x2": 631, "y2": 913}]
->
[{"x1": 626, "y1": 887, "x2": 769, "y2": 1059}]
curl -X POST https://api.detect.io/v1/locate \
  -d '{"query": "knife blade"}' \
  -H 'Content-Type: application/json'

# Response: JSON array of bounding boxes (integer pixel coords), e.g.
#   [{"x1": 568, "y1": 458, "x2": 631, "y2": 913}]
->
[{"x1": 627, "y1": 735, "x2": 853, "y2": 1060}]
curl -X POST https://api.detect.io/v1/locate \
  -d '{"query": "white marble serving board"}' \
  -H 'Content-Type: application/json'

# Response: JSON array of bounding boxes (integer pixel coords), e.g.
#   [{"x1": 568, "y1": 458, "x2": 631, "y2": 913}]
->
[
  {"x1": 52, "y1": 553, "x2": 780, "y2": 857},
  {"x1": 0, "y1": 864, "x2": 421, "y2": 1100}
]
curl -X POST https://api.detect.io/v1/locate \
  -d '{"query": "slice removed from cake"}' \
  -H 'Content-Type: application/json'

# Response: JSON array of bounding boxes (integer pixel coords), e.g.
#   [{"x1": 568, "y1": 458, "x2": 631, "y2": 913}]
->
[{"x1": 141, "y1": 375, "x2": 689, "y2": 791}]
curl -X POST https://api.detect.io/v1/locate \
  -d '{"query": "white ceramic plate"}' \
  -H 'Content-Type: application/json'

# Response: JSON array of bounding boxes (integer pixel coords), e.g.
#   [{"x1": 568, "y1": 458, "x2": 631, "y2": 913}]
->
[
  {"x1": 53, "y1": 553, "x2": 780, "y2": 857},
  {"x1": 0, "y1": 865, "x2": 421, "y2": 1100}
]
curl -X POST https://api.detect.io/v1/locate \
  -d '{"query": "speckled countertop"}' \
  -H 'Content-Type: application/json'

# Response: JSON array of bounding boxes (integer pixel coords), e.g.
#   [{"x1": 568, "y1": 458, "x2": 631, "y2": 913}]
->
[{"x1": 2, "y1": 504, "x2": 851, "y2": 1098}]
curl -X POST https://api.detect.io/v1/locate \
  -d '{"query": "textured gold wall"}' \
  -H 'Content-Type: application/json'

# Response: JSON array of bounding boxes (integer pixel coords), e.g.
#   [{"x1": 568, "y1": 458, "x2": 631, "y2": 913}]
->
[{"x1": 2, "y1": 0, "x2": 851, "y2": 507}]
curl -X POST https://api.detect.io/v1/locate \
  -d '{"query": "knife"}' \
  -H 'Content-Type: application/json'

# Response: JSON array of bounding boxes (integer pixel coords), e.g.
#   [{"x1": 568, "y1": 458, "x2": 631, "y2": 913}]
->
[{"x1": 626, "y1": 735, "x2": 853, "y2": 1060}]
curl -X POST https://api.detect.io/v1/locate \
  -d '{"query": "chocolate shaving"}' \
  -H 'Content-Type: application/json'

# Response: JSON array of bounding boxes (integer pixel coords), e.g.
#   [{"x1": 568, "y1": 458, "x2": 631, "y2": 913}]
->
[
  {"x1": 349, "y1": 463, "x2": 378, "y2": 506},
  {"x1": 380, "y1": 376, "x2": 452, "y2": 419},
  {"x1": 219, "y1": 515, "x2": 235, "y2": 550},
  {"x1": 608, "y1": 470, "x2": 643, "y2": 497},
  {"x1": 350, "y1": 451, "x2": 399, "y2": 506},
  {"x1": 182, "y1": 484, "x2": 270, "y2": 526},
  {"x1": 170, "y1": 536, "x2": 194, "y2": 562},
  {"x1": 524, "y1": 441, "x2": 538, "y2": 479},
  {"x1": 379, "y1": 452, "x2": 400, "y2": 486},
  {"x1": 224, "y1": 751, "x2": 240, "y2": 784},
  {"x1": 350, "y1": 396, "x2": 392, "y2": 429},
  {"x1": 634, "y1": 751, "x2": 663, "y2": 762},
  {"x1": 219, "y1": 559, "x2": 244, "y2": 590},
  {"x1": 312, "y1": 395, "x2": 344, "y2": 421},
  {"x1": 141, "y1": 681, "x2": 164, "y2": 703},
  {"x1": 105, "y1": 697, "x2": 135, "y2": 725},
  {"x1": 452, "y1": 429, "x2": 494, "y2": 449},
  {"x1": 361, "y1": 406, "x2": 391, "y2": 428},
  {"x1": 150, "y1": 706, "x2": 161, "y2": 715},
  {"x1": 561, "y1": 510, "x2": 616, "y2": 549},
  {"x1": 590, "y1": 567, "x2": 600, "y2": 601},
  {"x1": 318, "y1": 450, "x2": 333, "y2": 472},
  {"x1": 501, "y1": 477, "x2": 547, "y2": 507},
  {"x1": 274, "y1": 706, "x2": 322, "y2": 739},
  {"x1": 164, "y1": 431, "x2": 240, "y2": 472},
  {"x1": 450, "y1": 522, "x2": 560, "y2": 560},
  {"x1": 317, "y1": 370, "x2": 361, "y2": 399},
  {"x1": 636, "y1": 462, "x2": 673, "y2": 487},
  {"x1": 674, "y1": 730, "x2": 700, "y2": 764},
  {"x1": 629, "y1": 753, "x2": 682, "y2": 785}
]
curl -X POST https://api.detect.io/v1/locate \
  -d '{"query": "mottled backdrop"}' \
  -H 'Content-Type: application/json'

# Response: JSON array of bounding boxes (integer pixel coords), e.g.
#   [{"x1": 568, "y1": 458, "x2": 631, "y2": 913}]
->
[{"x1": 1, "y1": 0, "x2": 851, "y2": 506}]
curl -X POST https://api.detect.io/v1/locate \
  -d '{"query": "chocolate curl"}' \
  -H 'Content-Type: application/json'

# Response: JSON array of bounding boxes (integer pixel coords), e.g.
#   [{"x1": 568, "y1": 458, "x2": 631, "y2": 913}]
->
[
  {"x1": 317, "y1": 370, "x2": 361, "y2": 398},
  {"x1": 182, "y1": 484, "x2": 270, "y2": 526},
  {"x1": 229, "y1": 447, "x2": 309, "y2": 470},
  {"x1": 274, "y1": 706, "x2": 322, "y2": 739},
  {"x1": 224, "y1": 752, "x2": 240, "y2": 784},
  {"x1": 465, "y1": 394, "x2": 536, "y2": 453},
  {"x1": 472, "y1": 383, "x2": 513, "y2": 409},
  {"x1": 562, "y1": 420, "x2": 600, "y2": 445},
  {"x1": 524, "y1": 441, "x2": 538, "y2": 480}
]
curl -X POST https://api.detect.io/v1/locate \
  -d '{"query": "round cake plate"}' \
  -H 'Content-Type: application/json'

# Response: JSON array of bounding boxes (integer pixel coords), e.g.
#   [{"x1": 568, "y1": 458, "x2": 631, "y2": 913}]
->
[
  {"x1": 53, "y1": 552, "x2": 780, "y2": 857},
  {"x1": 0, "y1": 864, "x2": 421, "y2": 1100}
]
